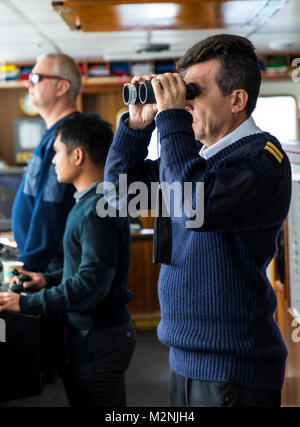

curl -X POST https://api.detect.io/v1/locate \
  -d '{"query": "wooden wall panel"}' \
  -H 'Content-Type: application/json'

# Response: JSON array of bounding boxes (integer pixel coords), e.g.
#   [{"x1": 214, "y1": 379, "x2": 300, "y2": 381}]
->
[
  {"x1": 82, "y1": 91, "x2": 125, "y2": 132},
  {"x1": 128, "y1": 237, "x2": 161, "y2": 319},
  {"x1": 0, "y1": 88, "x2": 28, "y2": 165},
  {"x1": 280, "y1": 309, "x2": 300, "y2": 406}
]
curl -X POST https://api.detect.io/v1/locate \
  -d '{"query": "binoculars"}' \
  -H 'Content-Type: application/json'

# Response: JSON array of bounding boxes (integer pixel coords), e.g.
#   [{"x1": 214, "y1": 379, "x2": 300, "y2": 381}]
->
[{"x1": 123, "y1": 81, "x2": 199, "y2": 105}]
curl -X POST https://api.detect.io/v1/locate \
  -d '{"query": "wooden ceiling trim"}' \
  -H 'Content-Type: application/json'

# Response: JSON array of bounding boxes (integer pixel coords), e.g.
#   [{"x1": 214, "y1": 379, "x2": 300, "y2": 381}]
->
[
  {"x1": 53, "y1": 0, "x2": 230, "y2": 4},
  {"x1": 51, "y1": 1, "x2": 264, "y2": 32}
]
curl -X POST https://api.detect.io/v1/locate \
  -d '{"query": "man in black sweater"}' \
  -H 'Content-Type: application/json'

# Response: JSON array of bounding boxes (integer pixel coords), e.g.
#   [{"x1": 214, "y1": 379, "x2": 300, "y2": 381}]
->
[{"x1": 0, "y1": 112, "x2": 136, "y2": 407}]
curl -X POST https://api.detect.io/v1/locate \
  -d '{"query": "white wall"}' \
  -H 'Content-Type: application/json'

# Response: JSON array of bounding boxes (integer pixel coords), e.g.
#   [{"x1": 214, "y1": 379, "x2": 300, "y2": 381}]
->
[{"x1": 259, "y1": 79, "x2": 300, "y2": 142}]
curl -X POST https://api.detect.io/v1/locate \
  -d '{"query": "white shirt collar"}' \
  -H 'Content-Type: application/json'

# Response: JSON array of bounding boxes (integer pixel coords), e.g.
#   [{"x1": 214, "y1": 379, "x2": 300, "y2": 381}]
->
[{"x1": 199, "y1": 116, "x2": 262, "y2": 160}]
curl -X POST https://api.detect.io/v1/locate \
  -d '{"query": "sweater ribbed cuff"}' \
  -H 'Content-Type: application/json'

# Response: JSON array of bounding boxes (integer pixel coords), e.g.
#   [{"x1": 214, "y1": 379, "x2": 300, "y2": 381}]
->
[
  {"x1": 19, "y1": 292, "x2": 44, "y2": 316},
  {"x1": 156, "y1": 109, "x2": 202, "y2": 163},
  {"x1": 155, "y1": 109, "x2": 194, "y2": 140},
  {"x1": 43, "y1": 270, "x2": 62, "y2": 288},
  {"x1": 112, "y1": 112, "x2": 155, "y2": 155}
]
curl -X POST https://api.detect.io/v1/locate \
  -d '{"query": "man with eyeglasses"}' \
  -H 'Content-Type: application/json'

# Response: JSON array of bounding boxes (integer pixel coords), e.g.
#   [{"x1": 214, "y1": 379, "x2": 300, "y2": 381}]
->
[
  {"x1": 12, "y1": 52, "x2": 81, "y2": 275},
  {"x1": 10, "y1": 53, "x2": 82, "y2": 382}
]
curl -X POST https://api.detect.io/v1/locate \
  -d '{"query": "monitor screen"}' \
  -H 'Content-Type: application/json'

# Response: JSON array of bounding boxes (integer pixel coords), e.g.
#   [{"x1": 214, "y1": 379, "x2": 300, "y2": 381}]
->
[
  {"x1": 0, "y1": 168, "x2": 24, "y2": 232},
  {"x1": 14, "y1": 118, "x2": 46, "y2": 165}
]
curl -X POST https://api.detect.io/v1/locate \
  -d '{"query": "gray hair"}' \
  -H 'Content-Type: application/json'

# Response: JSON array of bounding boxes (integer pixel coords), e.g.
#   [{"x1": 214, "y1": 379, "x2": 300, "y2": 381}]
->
[{"x1": 37, "y1": 52, "x2": 82, "y2": 101}]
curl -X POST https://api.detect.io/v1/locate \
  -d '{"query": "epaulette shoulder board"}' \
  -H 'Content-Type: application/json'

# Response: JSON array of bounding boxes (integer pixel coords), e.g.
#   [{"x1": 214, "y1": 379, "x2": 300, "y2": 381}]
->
[{"x1": 262, "y1": 141, "x2": 283, "y2": 165}]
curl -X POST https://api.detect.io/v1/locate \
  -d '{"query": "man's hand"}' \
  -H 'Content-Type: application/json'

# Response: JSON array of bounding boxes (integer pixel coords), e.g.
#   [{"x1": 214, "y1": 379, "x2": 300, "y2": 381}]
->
[
  {"x1": 0, "y1": 292, "x2": 20, "y2": 312},
  {"x1": 13, "y1": 270, "x2": 47, "y2": 291},
  {"x1": 152, "y1": 73, "x2": 186, "y2": 113},
  {"x1": 127, "y1": 72, "x2": 187, "y2": 129},
  {"x1": 127, "y1": 75, "x2": 158, "y2": 130}
]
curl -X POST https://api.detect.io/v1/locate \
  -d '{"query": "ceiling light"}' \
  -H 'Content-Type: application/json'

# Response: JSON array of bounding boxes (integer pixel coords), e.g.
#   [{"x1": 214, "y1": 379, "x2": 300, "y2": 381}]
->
[{"x1": 118, "y1": 3, "x2": 179, "y2": 26}]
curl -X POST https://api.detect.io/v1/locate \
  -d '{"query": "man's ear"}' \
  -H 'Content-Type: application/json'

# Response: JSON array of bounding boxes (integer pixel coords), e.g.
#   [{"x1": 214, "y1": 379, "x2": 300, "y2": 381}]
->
[
  {"x1": 231, "y1": 89, "x2": 248, "y2": 114},
  {"x1": 56, "y1": 80, "x2": 70, "y2": 98},
  {"x1": 73, "y1": 147, "x2": 84, "y2": 166}
]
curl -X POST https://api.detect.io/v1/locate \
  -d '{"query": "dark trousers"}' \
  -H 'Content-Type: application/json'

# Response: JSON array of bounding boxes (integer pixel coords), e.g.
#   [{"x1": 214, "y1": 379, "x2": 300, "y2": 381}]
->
[
  {"x1": 62, "y1": 322, "x2": 136, "y2": 407},
  {"x1": 168, "y1": 369, "x2": 281, "y2": 407}
]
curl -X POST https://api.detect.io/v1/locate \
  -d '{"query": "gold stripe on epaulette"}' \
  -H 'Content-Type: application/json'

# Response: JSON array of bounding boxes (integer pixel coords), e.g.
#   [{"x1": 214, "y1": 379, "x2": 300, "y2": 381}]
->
[
  {"x1": 266, "y1": 141, "x2": 283, "y2": 159},
  {"x1": 264, "y1": 145, "x2": 282, "y2": 163}
]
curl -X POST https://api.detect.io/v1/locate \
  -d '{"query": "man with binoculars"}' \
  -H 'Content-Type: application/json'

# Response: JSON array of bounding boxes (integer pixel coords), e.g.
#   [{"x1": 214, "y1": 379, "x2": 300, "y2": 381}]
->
[{"x1": 104, "y1": 34, "x2": 291, "y2": 407}]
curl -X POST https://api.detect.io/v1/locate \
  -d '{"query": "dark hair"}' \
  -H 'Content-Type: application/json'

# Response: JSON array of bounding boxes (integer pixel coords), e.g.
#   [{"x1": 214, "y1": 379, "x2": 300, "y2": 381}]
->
[
  {"x1": 55, "y1": 112, "x2": 113, "y2": 166},
  {"x1": 177, "y1": 34, "x2": 261, "y2": 117}
]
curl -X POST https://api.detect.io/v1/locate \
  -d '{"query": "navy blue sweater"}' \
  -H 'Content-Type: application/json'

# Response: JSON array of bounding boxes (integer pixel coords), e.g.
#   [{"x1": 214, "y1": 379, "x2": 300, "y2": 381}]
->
[
  {"x1": 104, "y1": 109, "x2": 291, "y2": 390},
  {"x1": 19, "y1": 187, "x2": 132, "y2": 330},
  {"x1": 12, "y1": 117, "x2": 75, "y2": 272}
]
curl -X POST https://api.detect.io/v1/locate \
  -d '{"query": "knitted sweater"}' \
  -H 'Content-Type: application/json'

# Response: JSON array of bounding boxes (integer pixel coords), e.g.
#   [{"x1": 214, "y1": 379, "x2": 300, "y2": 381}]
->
[
  {"x1": 19, "y1": 187, "x2": 132, "y2": 330},
  {"x1": 104, "y1": 109, "x2": 291, "y2": 390},
  {"x1": 12, "y1": 116, "x2": 75, "y2": 272}
]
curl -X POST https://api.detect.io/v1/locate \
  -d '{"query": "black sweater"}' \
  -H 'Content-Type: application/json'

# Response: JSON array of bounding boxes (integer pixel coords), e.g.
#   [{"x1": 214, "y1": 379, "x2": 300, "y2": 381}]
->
[{"x1": 20, "y1": 187, "x2": 132, "y2": 330}]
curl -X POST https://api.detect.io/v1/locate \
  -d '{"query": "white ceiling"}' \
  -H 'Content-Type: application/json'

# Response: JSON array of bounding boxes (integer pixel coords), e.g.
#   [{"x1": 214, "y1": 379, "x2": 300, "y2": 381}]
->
[{"x1": 0, "y1": 0, "x2": 300, "y2": 63}]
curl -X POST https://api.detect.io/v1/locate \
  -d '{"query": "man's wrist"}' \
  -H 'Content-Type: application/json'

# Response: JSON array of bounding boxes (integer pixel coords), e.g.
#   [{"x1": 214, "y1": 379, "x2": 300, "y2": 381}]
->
[{"x1": 125, "y1": 117, "x2": 153, "y2": 130}]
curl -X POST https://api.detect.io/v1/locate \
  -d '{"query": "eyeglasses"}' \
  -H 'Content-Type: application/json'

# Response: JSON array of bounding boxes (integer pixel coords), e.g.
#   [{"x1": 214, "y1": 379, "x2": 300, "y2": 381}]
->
[{"x1": 28, "y1": 73, "x2": 70, "y2": 85}]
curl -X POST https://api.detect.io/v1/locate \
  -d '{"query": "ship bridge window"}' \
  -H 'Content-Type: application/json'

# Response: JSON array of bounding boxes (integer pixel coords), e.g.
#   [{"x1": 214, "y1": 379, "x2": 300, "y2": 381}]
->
[
  {"x1": 252, "y1": 96, "x2": 297, "y2": 144},
  {"x1": 146, "y1": 95, "x2": 298, "y2": 160}
]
